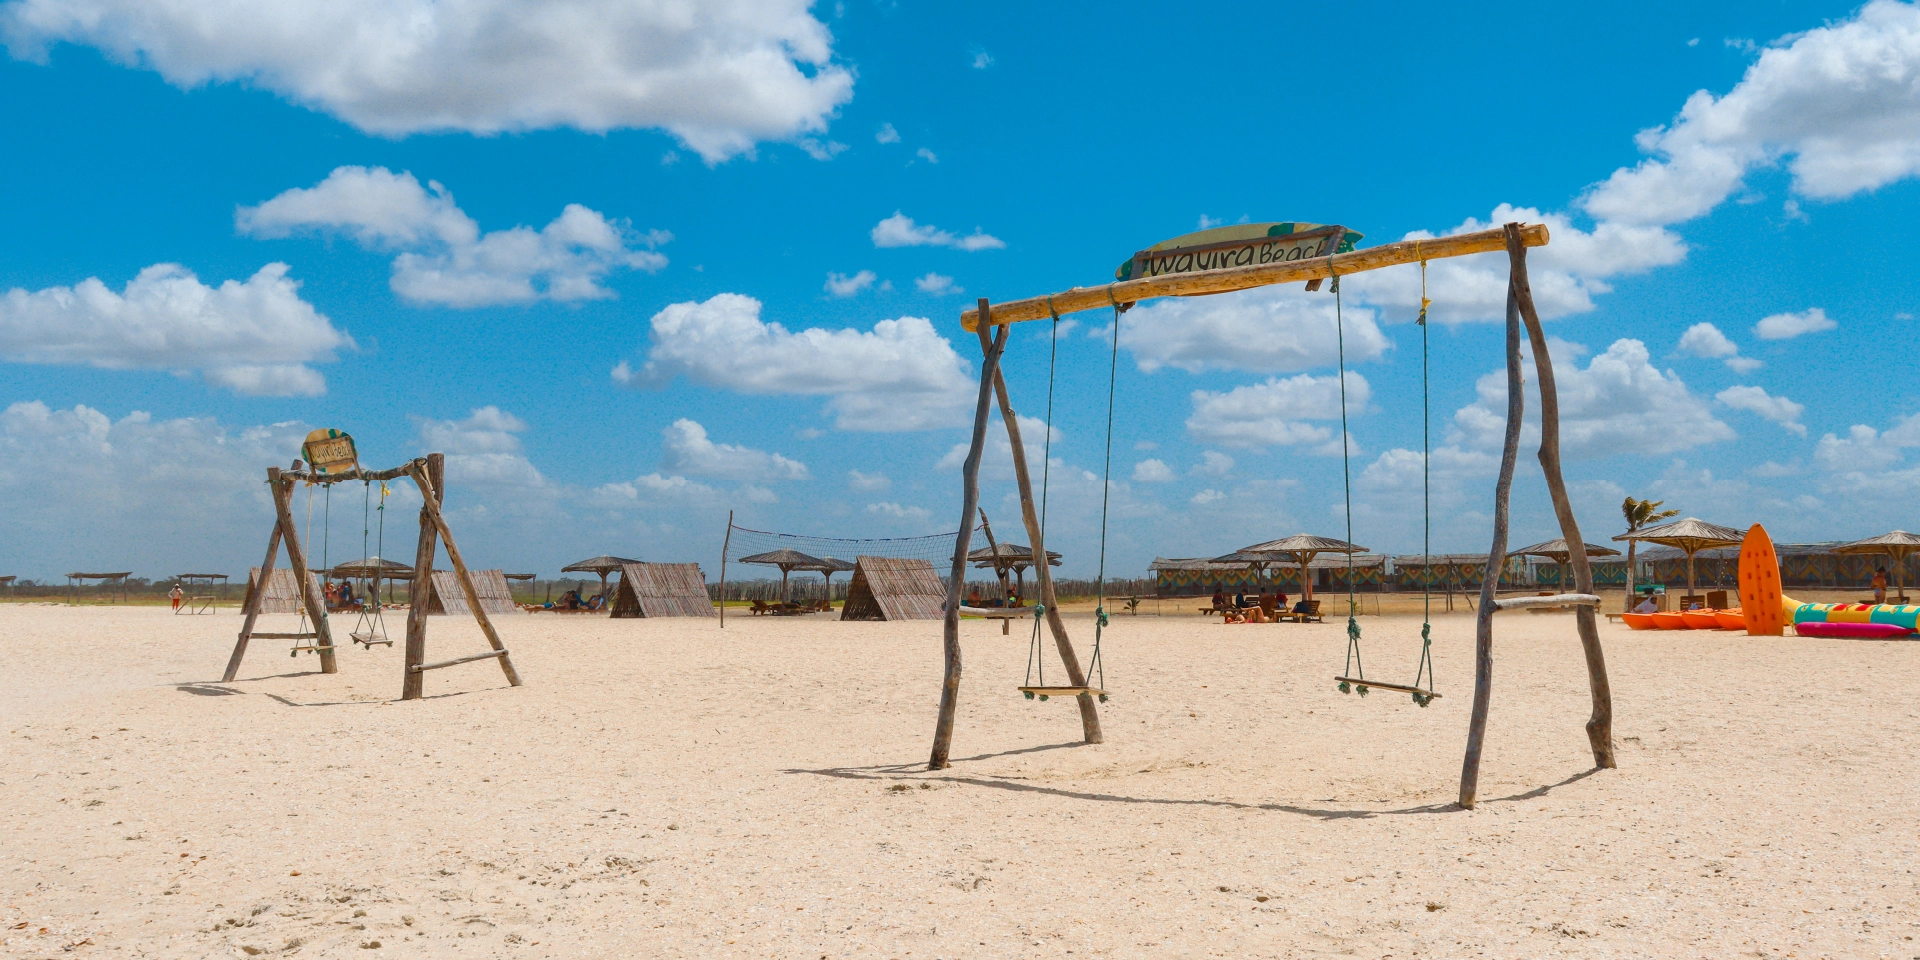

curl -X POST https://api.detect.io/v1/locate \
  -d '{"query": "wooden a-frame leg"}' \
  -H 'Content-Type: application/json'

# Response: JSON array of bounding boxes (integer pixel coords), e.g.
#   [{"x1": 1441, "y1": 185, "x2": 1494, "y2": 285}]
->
[
  {"x1": 1460, "y1": 260, "x2": 1527, "y2": 810},
  {"x1": 275, "y1": 472, "x2": 338, "y2": 675},
  {"x1": 1505, "y1": 224, "x2": 1616, "y2": 770},
  {"x1": 222, "y1": 468, "x2": 286, "y2": 682},
  {"x1": 929, "y1": 306, "x2": 1008, "y2": 770},
  {"x1": 993, "y1": 365, "x2": 1103, "y2": 745},
  {"x1": 401, "y1": 454, "x2": 442, "y2": 700},
  {"x1": 411, "y1": 459, "x2": 522, "y2": 688}
]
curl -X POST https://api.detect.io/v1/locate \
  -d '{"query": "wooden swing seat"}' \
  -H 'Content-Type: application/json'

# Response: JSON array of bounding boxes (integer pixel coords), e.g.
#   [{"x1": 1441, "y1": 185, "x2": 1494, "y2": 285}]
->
[
  {"x1": 1020, "y1": 686, "x2": 1107, "y2": 701},
  {"x1": 1334, "y1": 676, "x2": 1440, "y2": 699},
  {"x1": 351, "y1": 632, "x2": 393, "y2": 647}
]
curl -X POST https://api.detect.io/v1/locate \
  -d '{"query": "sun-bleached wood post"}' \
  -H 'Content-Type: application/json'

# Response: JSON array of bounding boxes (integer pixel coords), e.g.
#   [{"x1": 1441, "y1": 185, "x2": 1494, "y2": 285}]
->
[
  {"x1": 401, "y1": 454, "x2": 444, "y2": 701},
  {"x1": 1505, "y1": 224, "x2": 1617, "y2": 770},
  {"x1": 409, "y1": 458, "x2": 522, "y2": 689},
  {"x1": 222, "y1": 469, "x2": 288, "y2": 682},
  {"x1": 1460, "y1": 261, "x2": 1527, "y2": 809},
  {"x1": 992, "y1": 365, "x2": 1103, "y2": 744},
  {"x1": 929, "y1": 302, "x2": 1009, "y2": 770},
  {"x1": 274, "y1": 471, "x2": 339, "y2": 675}
]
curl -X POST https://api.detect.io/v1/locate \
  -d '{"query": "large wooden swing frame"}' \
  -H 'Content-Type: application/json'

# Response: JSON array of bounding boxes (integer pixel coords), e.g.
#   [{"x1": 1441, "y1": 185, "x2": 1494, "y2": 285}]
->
[
  {"x1": 930, "y1": 222, "x2": 1617, "y2": 808},
  {"x1": 221, "y1": 452, "x2": 523, "y2": 700}
]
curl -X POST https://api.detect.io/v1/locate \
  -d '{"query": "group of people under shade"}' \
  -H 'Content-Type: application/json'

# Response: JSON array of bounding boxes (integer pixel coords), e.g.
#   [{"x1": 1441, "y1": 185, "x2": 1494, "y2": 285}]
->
[
  {"x1": 542, "y1": 588, "x2": 606, "y2": 611},
  {"x1": 965, "y1": 586, "x2": 1027, "y2": 609},
  {"x1": 1211, "y1": 587, "x2": 1310, "y2": 624}
]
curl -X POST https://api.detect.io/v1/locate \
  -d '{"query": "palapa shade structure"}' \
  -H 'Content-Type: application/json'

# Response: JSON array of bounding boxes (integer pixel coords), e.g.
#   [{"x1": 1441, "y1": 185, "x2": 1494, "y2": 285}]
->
[
  {"x1": 561, "y1": 555, "x2": 641, "y2": 603},
  {"x1": 735, "y1": 548, "x2": 829, "y2": 601},
  {"x1": 1508, "y1": 538, "x2": 1620, "y2": 592},
  {"x1": 1834, "y1": 530, "x2": 1920, "y2": 600},
  {"x1": 326, "y1": 556, "x2": 413, "y2": 604},
  {"x1": 1234, "y1": 534, "x2": 1368, "y2": 602},
  {"x1": 969, "y1": 542, "x2": 1060, "y2": 601},
  {"x1": 1612, "y1": 518, "x2": 1743, "y2": 600},
  {"x1": 805, "y1": 556, "x2": 856, "y2": 603}
]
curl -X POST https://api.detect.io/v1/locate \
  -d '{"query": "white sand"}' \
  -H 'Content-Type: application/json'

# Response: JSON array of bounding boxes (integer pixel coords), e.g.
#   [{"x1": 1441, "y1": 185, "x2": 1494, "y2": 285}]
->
[{"x1": 3, "y1": 603, "x2": 1917, "y2": 958}]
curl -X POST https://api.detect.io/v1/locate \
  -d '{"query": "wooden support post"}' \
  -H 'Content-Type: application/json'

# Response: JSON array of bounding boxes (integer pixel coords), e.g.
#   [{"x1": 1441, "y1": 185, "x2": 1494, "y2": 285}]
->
[
  {"x1": 929, "y1": 303, "x2": 1009, "y2": 770},
  {"x1": 977, "y1": 510, "x2": 1013, "y2": 600},
  {"x1": 275, "y1": 471, "x2": 338, "y2": 675},
  {"x1": 401, "y1": 454, "x2": 443, "y2": 700},
  {"x1": 222, "y1": 468, "x2": 286, "y2": 682},
  {"x1": 993, "y1": 364, "x2": 1103, "y2": 744},
  {"x1": 410, "y1": 457, "x2": 522, "y2": 689},
  {"x1": 1506, "y1": 224, "x2": 1617, "y2": 770},
  {"x1": 1460, "y1": 256, "x2": 1527, "y2": 810},
  {"x1": 719, "y1": 510, "x2": 732, "y2": 627}
]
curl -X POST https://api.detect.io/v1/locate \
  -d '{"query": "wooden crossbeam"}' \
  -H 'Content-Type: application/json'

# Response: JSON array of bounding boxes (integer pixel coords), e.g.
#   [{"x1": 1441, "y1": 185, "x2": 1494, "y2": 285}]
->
[
  {"x1": 410, "y1": 649, "x2": 510, "y2": 673},
  {"x1": 962, "y1": 223, "x2": 1550, "y2": 330},
  {"x1": 1492, "y1": 593, "x2": 1601, "y2": 611}
]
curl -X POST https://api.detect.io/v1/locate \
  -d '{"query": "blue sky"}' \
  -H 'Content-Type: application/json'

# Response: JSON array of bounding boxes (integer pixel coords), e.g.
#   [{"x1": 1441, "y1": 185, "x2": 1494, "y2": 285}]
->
[{"x1": 2, "y1": 0, "x2": 1917, "y2": 580}]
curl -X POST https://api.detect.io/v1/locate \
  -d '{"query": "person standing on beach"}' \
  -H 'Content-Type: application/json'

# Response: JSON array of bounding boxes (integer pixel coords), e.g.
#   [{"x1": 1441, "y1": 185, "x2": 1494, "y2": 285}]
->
[
  {"x1": 168, "y1": 584, "x2": 182, "y2": 610},
  {"x1": 1873, "y1": 567, "x2": 1888, "y2": 604}
]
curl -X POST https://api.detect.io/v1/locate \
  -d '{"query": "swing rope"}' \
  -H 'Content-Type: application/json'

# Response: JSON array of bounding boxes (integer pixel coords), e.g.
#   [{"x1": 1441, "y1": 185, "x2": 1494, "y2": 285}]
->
[
  {"x1": 1024, "y1": 297, "x2": 1063, "y2": 692},
  {"x1": 1333, "y1": 260, "x2": 1364, "y2": 690},
  {"x1": 1334, "y1": 245, "x2": 1439, "y2": 706},
  {"x1": 1084, "y1": 292, "x2": 1124, "y2": 695},
  {"x1": 1412, "y1": 258, "x2": 1437, "y2": 700}
]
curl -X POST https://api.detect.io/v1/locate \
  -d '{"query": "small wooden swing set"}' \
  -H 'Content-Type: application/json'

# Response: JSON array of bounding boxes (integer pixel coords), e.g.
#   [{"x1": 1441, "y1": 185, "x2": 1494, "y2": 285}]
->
[
  {"x1": 220, "y1": 433, "x2": 522, "y2": 701},
  {"x1": 929, "y1": 222, "x2": 1617, "y2": 808}
]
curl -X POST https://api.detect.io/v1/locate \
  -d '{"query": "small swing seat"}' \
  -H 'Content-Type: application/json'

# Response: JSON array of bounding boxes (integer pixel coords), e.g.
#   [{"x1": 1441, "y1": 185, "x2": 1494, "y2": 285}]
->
[
  {"x1": 351, "y1": 631, "x2": 393, "y2": 648},
  {"x1": 1020, "y1": 686, "x2": 1108, "y2": 703},
  {"x1": 1335, "y1": 676, "x2": 1440, "y2": 705}
]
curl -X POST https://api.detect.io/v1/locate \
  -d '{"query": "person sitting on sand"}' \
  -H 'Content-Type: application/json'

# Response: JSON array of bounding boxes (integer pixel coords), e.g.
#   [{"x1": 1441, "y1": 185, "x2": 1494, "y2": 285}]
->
[
  {"x1": 1633, "y1": 594, "x2": 1658, "y2": 614},
  {"x1": 1873, "y1": 567, "x2": 1888, "y2": 604},
  {"x1": 1244, "y1": 605, "x2": 1267, "y2": 623},
  {"x1": 967, "y1": 586, "x2": 982, "y2": 607}
]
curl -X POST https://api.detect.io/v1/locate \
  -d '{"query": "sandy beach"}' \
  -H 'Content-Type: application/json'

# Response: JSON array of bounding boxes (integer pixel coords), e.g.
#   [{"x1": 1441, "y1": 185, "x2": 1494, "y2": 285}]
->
[{"x1": 3, "y1": 602, "x2": 1917, "y2": 958}]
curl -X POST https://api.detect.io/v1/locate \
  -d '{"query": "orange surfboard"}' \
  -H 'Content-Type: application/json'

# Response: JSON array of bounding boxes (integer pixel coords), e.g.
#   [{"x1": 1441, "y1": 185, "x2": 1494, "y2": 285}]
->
[{"x1": 1739, "y1": 524, "x2": 1786, "y2": 636}]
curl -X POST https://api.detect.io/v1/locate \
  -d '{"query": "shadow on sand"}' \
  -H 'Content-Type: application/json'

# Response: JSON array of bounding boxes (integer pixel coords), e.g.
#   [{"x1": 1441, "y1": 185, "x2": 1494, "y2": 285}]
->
[{"x1": 786, "y1": 749, "x2": 1604, "y2": 820}]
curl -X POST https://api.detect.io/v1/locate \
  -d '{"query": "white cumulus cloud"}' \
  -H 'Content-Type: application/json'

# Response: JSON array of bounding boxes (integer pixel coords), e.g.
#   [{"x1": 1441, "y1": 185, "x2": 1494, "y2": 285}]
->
[
  {"x1": 617, "y1": 292, "x2": 975, "y2": 431},
  {"x1": 1753, "y1": 307, "x2": 1836, "y2": 340},
  {"x1": 870, "y1": 212, "x2": 1004, "y2": 251},
  {"x1": 1716, "y1": 385, "x2": 1806, "y2": 435},
  {"x1": 1, "y1": 0, "x2": 855, "y2": 164},
  {"x1": 0, "y1": 262, "x2": 347, "y2": 396},
  {"x1": 1677, "y1": 321, "x2": 1763, "y2": 372},
  {"x1": 1186, "y1": 373, "x2": 1364, "y2": 449},
  {"x1": 848, "y1": 469, "x2": 890, "y2": 491},
  {"x1": 824, "y1": 270, "x2": 876, "y2": 297},
  {"x1": 239, "y1": 166, "x2": 667, "y2": 307},
  {"x1": 875, "y1": 123, "x2": 900, "y2": 144},
  {"x1": 914, "y1": 272, "x2": 961, "y2": 295},
  {"x1": 1119, "y1": 284, "x2": 1389, "y2": 374},
  {"x1": 1582, "y1": 1, "x2": 1920, "y2": 225},
  {"x1": 659, "y1": 418, "x2": 806, "y2": 480},
  {"x1": 1453, "y1": 338, "x2": 1733, "y2": 459},
  {"x1": 1132, "y1": 459, "x2": 1174, "y2": 483}
]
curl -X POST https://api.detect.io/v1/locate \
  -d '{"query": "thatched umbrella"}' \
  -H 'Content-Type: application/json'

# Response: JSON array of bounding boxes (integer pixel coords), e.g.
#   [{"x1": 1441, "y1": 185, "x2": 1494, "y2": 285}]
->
[
  {"x1": 1834, "y1": 531, "x2": 1920, "y2": 601},
  {"x1": 798, "y1": 556, "x2": 855, "y2": 604},
  {"x1": 1235, "y1": 534, "x2": 1368, "y2": 602},
  {"x1": 1612, "y1": 518, "x2": 1742, "y2": 601},
  {"x1": 736, "y1": 548, "x2": 829, "y2": 601},
  {"x1": 969, "y1": 542, "x2": 1061, "y2": 602},
  {"x1": 1507, "y1": 538, "x2": 1620, "y2": 593},
  {"x1": 327, "y1": 556, "x2": 413, "y2": 605},
  {"x1": 562, "y1": 555, "x2": 641, "y2": 603},
  {"x1": 1208, "y1": 549, "x2": 1297, "y2": 597}
]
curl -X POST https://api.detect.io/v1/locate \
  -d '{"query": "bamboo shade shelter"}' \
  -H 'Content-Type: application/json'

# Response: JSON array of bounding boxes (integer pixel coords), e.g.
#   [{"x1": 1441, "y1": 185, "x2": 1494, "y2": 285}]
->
[
  {"x1": 1834, "y1": 530, "x2": 1920, "y2": 600},
  {"x1": 426, "y1": 569, "x2": 517, "y2": 615},
  {"x1": 1612, "y1": 518, "x2": 1743, "y2": 600},
  {"x1": 969, "y1": 541, "x2": 1060, "y2": 601},
  {"x1": 1509, "y1": 538, "x2": 1620, "y2": 593},
  {"x1": 841, "y1": 557, "x2": 946, "y2": 621},
  {"x1": 609, "y1": 562, "x2": 714, "y2": 618},
  {"x1": 561, "y1": 555, "x2": 641, "y2": 602},
  {"x1": 735, "y1": 548, "x2": 829, "y2": 601},
  {"x1": 1233, "y1": 534, "x2": 1367, "y2": 603}
]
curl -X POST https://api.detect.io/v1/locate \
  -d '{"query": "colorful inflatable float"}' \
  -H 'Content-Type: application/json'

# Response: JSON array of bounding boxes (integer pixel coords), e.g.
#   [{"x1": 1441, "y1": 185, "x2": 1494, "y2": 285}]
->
[{"x1": 1619, "y1": 524, "x2": 1918, "y2": 638}]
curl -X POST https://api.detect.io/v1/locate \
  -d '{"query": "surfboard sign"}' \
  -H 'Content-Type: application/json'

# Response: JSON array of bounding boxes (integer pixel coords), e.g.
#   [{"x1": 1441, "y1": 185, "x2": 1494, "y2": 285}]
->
[
  {"x1": 301, "y1": 428, "x2": 360, "y2": 478},
  {"x1": 1115, "y1": 222, "x2": 1363, "y2": 282}
]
